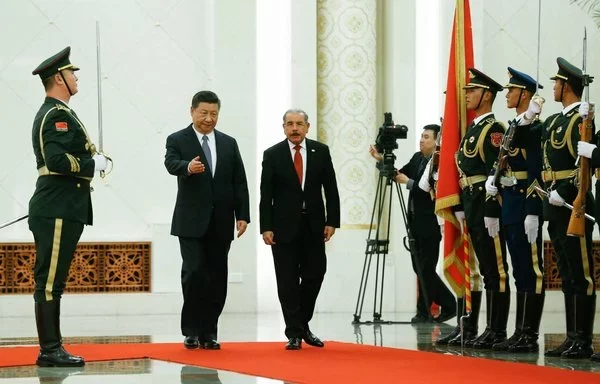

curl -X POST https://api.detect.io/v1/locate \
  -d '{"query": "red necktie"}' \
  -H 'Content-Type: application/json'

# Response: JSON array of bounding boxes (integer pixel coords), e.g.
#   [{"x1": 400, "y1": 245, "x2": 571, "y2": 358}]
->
[{"x1": 294, "y1": 145, "x2": 303, "y2": 185}]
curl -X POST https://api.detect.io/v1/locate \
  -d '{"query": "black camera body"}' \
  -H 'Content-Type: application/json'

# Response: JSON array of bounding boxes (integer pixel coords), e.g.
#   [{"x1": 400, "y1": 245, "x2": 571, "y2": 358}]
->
[{"x1": 375, "y1": 112, "x2": 408, "y2": 176}]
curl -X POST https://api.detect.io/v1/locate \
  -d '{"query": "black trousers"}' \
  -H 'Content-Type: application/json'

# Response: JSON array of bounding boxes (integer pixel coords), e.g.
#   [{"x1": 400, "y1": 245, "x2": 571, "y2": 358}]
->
[
  {"x1": 411, "y1": 233, "x2": 455, "y2": 316},
  {"x1": 547, "y1": 212, "x2": 595, "y2": 295},
  {"x1": 29, "y1": 217, "x2": 84, "y2": 303},
  {"x1": 462, "y1": 188, "x2": 509, "y2": 292},
  {"x1": 178, "y1": 223, "x2": 231, "y2": 341},
  {"x1": 272, "y1": 215, "x2": 327, "y2": 338}
]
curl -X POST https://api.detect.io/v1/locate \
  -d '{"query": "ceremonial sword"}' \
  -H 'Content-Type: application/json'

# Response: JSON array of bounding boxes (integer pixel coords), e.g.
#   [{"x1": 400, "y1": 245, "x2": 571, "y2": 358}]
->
[{"x1": 534, "y1": 185, "x2": 595, "y2": 222}]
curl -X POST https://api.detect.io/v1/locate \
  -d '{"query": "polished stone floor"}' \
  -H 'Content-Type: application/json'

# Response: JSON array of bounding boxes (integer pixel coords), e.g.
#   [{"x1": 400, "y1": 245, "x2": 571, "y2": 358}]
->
[{"x1": 1, "y1": 311, "x2": 599, "y2": 382}]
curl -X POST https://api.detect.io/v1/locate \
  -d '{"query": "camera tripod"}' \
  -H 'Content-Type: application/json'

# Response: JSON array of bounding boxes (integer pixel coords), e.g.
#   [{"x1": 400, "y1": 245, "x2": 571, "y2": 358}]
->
[{"x1": 352, "y1": 160, "x2": 432, "y2": 325}]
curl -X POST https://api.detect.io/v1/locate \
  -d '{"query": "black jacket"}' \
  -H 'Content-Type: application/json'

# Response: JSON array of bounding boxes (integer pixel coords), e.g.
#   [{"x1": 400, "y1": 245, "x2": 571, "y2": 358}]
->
[
  {"x1": 165, "y1": 125, "x2": 250, "y2": 240},
  {"x1": 259, "y1": 138, "x2": 340, "y2": 243}
]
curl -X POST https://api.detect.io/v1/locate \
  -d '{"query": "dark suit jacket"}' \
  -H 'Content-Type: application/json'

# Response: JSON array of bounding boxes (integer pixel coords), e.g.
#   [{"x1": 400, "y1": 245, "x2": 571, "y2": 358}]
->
[
  {"x1": 259, "y1": 138, "x2": 340, "y2": 243},
  {"x1": 165, "y1": 125, "x2": 250, "y2": 240},
  {"x1": 397, "y1": 152, "x2": 439, "y2": 237}
]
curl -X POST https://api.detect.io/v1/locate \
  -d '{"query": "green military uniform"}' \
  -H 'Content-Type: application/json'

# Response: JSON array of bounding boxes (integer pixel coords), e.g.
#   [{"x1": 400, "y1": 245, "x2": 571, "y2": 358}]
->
[
  {"x1": 542, "y1": 57, "x2": 595, "y2": 359},
  {"x1": 452, "y1": 68, "x2": 508, "y2": 349},
  {"x1": 29, "y1": 46, "x2": 97, "y2": 367}
]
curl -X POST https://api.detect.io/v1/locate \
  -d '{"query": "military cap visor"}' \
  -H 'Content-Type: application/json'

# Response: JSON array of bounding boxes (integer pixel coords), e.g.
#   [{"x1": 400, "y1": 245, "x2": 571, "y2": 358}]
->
[
  {"x1": 463, "y1": 68, "x2": 503, "y2": 93},
  {"x1": 32, "y1": 46, "x2": 79, "y2": 80},
  {"x1": 504, "y1": 67, "x2": 543, "y2": 92}
]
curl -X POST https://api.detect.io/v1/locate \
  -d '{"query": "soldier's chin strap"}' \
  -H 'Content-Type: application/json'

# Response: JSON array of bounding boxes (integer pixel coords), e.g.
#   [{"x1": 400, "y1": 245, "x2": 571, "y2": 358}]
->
[
  {"x1": 475, "y1": 89, "x2": 486, "y2": 110},
  {"x1": 515, "y1": 89, "x2": 524, "y2": 110},
  {"x1": 59, "y1": 71, "x2": 74, "y2": 96}
]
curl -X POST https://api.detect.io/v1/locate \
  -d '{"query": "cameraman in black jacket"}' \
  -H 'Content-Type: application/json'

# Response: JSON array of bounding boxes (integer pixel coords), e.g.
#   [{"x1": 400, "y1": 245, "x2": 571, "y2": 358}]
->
[{"x1": 369, "y1": 124, "x2": 455, "y2": 323}]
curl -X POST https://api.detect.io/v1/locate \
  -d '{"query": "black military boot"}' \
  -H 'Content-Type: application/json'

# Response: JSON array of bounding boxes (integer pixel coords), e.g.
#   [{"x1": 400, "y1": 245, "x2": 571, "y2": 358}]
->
[
  {"x1": 35, "y1": 301, "x2": 85, "y2": 367},
  {"x1": 447, "y1": 291, "x2": 482, "y2": 347},
  {"x1": 436, "y1": 297, "x2": 464, "y2": 345},
  {"x1": 591, "y1": 353, "x2": 600, "y2": 362},
  {"x1": 561, "y1": 295, "x2": 595, "y2": 359},
  {"x1": 473, "y1": 290, "x2": 509, "y2": 349},
  {"x1": 493, "y1": 291, "x2": 525, "y2": 351},
  {"x1": 435, "y1": 297, "x2": 465, "y2": 345},
  {"x1": 545, "y1": 295, "x2": 574, "y2": 357},
  {"x1": 507, "y1": 292, "x2": 545, "y2": 353}
]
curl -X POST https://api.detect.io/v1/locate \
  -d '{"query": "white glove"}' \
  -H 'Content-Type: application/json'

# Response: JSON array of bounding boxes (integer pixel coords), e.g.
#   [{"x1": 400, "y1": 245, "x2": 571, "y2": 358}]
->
[
  {"x1": 524, "y1": 95, "x2": 544, "y2": 120},
  {"x1": 577, "y1": 141, "x2": 596, "y2": 159},
  {"x1": 549, "y1": 190, "x2": 565, "y2": 207},
  {"x1": 433, "y1": 171, "x2": 439, "y2": 181},
  {"x1": 436, "y1": 215, "x2": 444, "y2": 235},
  {"x1": 93, "y1": 154, "x2": 108, "y2": 172},
  {"x1": 454, "y1": 211, "x2": 465, "y2": 232},
  {"x1": 418, "y1": 159, "x2": 433, "y2": 192},
  {"x1": 524, "y1": 215, "x2": 538, "y2": 244},
  {"x1": 485, "y1": 175, "x2": 498, "y2": 196},
  {"x1": 580, "y1": 102, "x2": 589, "y2": 119},
  {"x1": 484, "y1": 217, "x2": 500, "y2": 238}
]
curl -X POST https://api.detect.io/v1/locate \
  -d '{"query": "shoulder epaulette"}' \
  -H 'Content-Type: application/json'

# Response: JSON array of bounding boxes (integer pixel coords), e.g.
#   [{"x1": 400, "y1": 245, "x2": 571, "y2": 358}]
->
[{"x1": 55, "y1": 104, "x2": 70, "y2": 112}]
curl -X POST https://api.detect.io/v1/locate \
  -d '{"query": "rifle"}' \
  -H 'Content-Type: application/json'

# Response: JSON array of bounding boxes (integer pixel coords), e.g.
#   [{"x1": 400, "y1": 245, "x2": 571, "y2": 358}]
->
[
  {"x1": 567, "y1": 29, "x2": 593, "y2": 237},
  {"x1": 490, "y1": 119, "x2": 518, "y2": 188}
]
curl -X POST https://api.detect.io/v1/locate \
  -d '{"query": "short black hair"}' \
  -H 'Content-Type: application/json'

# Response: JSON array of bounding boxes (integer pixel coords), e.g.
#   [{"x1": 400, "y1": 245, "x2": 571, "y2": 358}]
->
[
  {"x1": 423, "y1": 124, "x2": 440, "y2": 139},
  {"x1": 191, "y1": 90, "x2": 221, "y2": 109}
]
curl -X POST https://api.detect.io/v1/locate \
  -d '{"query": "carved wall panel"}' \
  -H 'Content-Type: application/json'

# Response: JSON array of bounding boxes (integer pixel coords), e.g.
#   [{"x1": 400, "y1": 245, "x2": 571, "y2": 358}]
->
[
  {"x1": 544, "y1": 240, "x2": 600, "y2": 291},
  {"x1": 0, "y1": 242, "x2": 151, "y2": 294}
]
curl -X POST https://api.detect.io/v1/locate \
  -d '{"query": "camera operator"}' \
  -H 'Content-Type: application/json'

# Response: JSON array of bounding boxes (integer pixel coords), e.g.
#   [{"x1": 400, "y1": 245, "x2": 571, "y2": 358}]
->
[{"x1": 369, "y1": 124, "x2": 456, "y2": 324}]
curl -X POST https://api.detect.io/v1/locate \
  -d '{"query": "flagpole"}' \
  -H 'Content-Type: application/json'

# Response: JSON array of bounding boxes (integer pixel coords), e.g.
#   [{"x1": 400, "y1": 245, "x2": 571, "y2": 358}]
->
[{"x1": 455, "y1": 0, "x2": 467, "y2": 137}]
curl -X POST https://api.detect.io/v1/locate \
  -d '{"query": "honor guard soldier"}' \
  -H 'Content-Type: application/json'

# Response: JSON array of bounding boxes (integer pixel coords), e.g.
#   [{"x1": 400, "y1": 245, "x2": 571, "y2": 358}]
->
[
  {"x1": 29, "y1": 47, "x2": 109, "y2": 367},
  {"x1": 542, "y1": 57, "x2": 595, "y2": 359},
  {"x1": 485, "y1": 68, "x2": 545, "y2": 352},
  {"x1": 449, "y1": 68, "x2": 509, "y2": 348}
]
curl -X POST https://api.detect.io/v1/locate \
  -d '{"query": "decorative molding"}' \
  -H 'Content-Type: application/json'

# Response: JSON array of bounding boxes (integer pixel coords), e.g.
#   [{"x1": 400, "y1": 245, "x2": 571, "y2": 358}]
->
[{"x1": 0, "y1": 242, "x2": 151, "y2": 294}]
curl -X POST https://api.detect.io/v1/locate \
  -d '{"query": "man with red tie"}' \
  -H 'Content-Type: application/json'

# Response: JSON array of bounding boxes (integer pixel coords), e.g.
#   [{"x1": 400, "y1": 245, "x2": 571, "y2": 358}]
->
[{"x1": 259, "y1": 109, "x2": 340, "y2": 350}]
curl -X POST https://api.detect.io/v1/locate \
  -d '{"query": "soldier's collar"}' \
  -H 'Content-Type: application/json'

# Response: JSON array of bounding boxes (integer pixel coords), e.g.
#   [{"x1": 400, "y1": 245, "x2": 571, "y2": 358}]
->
[
  {"x1": 562, "y1": 101, "x2": 581, "y2": 116},
  {"x1": 472, "y1": 112, "x2": 493, "y2": 126}
]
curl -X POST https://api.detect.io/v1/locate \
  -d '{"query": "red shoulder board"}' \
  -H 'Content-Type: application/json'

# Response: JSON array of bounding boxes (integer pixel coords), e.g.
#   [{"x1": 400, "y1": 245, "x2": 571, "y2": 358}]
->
[
  {"x1": 55, "y1": 122, "x2": 68, "y2": 132},
  {"x1": 490, "y1": 132, "x2": 503, "y2": 147}
]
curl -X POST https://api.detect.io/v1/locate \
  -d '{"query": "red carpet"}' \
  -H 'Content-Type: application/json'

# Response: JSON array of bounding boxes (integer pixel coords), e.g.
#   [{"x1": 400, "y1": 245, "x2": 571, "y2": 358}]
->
[{"x1": 1, "y1": 342, "x2": 598, "y2": 383}]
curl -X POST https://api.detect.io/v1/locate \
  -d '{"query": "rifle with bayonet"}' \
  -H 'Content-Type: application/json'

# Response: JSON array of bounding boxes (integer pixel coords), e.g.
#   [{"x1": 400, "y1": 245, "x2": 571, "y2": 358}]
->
[{"x1": 567, "y1": 29, "x2": 593, "y2": 237}]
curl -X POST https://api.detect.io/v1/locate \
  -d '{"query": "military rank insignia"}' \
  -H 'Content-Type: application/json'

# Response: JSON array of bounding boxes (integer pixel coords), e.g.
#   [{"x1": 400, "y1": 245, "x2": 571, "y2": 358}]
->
[
  {"x1": 55, "y1": 122, "x2": 68, "y2": 131},
  {"x1": 490, "y1": 132, "x2": 503, "y2": 147}
]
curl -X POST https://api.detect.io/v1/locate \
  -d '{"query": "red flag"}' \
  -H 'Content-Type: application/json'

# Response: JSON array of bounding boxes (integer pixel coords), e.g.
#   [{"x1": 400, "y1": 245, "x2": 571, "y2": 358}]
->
[{"x1": 434, "y1": 0, "x2": 475, "y2": 296}]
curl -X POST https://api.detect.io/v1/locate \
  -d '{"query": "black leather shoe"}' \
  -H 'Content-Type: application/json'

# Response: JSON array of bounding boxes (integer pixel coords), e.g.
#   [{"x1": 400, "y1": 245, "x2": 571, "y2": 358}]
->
[
  {"x1": 36, "y1": 346, "x2": 85, "y2": 367},
  {"x1": 302, "y1": 330, "x2": 324, "y2": 347},
  {"x1": 590, "y1": 352, "x2": 600, "y2": 362},
  {"x1": 544, "y1": 337, "x2": 573, "y2": 357},
  {"x1": 561, "y1": 340, "x2": 593, "y2": 359},
  {"x1": 183, "y1": 336, "x2": 199, "y2": 350},
  {"x1": 200, "y1": 339, "x2": 221, "y2": 350},
  {"x1": 435, "y1": 310, "x2": 457, "y2": 324},
  {"x1": 285, "y1": 337, "x2": 302, "y2": 350}
]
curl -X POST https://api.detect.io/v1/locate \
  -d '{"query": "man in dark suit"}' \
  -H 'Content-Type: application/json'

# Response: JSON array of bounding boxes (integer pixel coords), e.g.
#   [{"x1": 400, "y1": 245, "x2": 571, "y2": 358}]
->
[
  {"x1": 259, "y1": 109, "x2": 340, "y2": 350},
  {"x1": 370, "y1": 125, "x2": 456, "y2": 324},
  {"x1": 28, "y1": 47, "x2": 108, "y2": 367},
  {"x1": 164, "y1": 90, "x2": 250, "y2": 350}
]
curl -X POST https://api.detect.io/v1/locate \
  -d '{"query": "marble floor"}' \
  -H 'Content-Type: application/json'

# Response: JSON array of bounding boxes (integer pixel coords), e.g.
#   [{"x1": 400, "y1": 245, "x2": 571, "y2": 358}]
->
[{"x1": 1, "y1": 311, "x2": 599, "y2": 383}]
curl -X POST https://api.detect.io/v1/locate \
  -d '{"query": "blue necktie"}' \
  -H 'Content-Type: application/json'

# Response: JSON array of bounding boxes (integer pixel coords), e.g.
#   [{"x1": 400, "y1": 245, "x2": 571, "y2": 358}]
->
[{"x1": 202, "y1": 135, "x2": 212, "y2": 175}]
